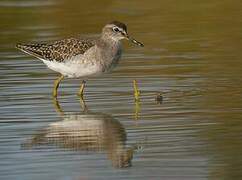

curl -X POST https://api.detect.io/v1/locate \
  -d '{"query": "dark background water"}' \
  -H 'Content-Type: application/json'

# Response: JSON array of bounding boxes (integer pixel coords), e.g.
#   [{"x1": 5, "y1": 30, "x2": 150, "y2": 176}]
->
[{"x1": 0, "y1": 0, "x2": 242, "y2": 179}]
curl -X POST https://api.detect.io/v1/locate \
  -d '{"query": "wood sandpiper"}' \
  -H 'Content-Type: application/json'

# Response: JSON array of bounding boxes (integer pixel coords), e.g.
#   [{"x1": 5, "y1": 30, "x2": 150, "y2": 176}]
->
[{"x1": 16, "y1": 21, "x2": 144, "y2": 100}]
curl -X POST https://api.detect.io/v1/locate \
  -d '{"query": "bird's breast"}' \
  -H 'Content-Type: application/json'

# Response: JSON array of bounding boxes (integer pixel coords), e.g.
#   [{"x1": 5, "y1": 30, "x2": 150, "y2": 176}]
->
[{"x1": 98, "y1": 42, "x2": 122, "y2": 72}]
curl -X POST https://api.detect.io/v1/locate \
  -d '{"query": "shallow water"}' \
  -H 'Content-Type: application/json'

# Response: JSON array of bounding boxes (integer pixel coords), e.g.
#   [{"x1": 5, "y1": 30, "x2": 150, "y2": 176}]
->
[{"x1": 0, "y1": 0, "x2": 242, "y2": 179}]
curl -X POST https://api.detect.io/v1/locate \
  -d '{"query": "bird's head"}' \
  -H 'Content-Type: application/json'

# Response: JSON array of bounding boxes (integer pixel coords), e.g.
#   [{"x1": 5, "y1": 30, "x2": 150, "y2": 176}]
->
[{"x1": 102, "y1": 21, "x2": 144, "y2": 47}]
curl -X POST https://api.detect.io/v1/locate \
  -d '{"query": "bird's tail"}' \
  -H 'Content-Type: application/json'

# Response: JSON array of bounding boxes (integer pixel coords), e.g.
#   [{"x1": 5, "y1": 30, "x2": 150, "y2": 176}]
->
[{"x1": 15, "y1": 43, "x2": 47, "y2": 60}]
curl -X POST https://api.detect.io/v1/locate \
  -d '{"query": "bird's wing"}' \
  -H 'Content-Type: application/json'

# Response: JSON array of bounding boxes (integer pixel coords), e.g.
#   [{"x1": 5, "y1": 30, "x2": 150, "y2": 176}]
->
[{"x1": 16, "y1": 38, "x2": 95, "y2": 62}]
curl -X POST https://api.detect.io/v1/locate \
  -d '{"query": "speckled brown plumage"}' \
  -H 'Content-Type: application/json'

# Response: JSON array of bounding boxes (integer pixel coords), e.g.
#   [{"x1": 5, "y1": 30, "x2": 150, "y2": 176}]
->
[{"x1": 16, "y1": 38, "x2": 95, "y2": 62}]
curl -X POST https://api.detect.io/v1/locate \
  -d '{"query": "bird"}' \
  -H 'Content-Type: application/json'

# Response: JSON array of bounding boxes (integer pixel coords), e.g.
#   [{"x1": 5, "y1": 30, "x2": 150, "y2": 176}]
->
[{"x1": 16, "y1": 21, "x2": 144, "y2": 100}]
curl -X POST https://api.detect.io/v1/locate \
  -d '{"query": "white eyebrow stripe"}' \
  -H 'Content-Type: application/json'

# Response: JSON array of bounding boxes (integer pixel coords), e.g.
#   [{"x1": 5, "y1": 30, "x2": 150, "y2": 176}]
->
[{"x1": 113, "y1": 26, "x2": 123, "y2": 32}]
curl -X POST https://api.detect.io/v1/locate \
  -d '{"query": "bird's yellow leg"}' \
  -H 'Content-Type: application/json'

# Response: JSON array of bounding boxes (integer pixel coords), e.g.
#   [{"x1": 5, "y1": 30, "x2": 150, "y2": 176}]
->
[
  {"x1": 133, "y1": 79, "x2": 140, "y2": 102},
  {"x1": 52, "y1": 75, "x2": 64, "y2": 98},
  {"x1": 77, "y1": 80, "x2": 86, "y2": 98},
  {"x1": 79, "y1": 96, "x2": 88, "y2": 112},
  {"x1": 134, "y1": 100, "x2": 141, "y2": 120},
  {"x1": 52, "y1": 97, "x2": 64, "y2": 116}
]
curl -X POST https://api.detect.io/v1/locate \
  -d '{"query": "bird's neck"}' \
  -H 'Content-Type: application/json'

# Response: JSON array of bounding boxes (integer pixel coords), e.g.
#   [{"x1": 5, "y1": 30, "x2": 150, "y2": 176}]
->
[
  {"x1": 98, "y1": 34, "x2": 120, "y2": 47},
  {"x1": 97, "y1": 35, "x2": 122, "y2": 56},
  {"x1": 96, "y1": 35, "x2": 122, "y2": 72}
]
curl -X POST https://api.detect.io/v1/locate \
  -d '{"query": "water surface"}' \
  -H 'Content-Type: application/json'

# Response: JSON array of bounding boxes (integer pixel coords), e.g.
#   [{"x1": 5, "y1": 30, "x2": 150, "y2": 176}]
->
[{"x1": 0, "y1": 0, "x2": 242, "y2": 179}]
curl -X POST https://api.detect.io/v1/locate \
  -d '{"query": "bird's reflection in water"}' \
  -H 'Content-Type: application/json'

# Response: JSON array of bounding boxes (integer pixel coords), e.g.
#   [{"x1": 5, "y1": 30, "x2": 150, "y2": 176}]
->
[{"x1": 23, "y1": 98, "x2": 136, "y2": 168}]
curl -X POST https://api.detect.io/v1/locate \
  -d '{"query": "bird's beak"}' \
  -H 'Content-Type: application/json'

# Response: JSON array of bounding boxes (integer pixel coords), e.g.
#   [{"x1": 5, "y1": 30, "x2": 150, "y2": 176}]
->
[{"x1": 123, "y1": 33, "x2": 144, "y2": 47}]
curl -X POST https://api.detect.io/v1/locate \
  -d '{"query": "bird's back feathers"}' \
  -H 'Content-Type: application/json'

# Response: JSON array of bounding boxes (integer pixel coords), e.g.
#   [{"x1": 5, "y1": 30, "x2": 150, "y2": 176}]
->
[{"x1": 16, "y1": 38, "x2": 95, "y2": 62}]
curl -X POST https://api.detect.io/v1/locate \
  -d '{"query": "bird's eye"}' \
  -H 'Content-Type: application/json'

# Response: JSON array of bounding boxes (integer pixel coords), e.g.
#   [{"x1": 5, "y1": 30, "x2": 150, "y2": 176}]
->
[{"x1": 113, "y1": 27, "x2": 119, "y2": 32}]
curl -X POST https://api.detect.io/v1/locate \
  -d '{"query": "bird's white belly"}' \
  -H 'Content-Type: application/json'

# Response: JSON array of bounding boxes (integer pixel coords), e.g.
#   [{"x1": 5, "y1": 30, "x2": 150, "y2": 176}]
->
[{"x1": 42, "y1": 60, "x2": 102, "y2": 78}]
